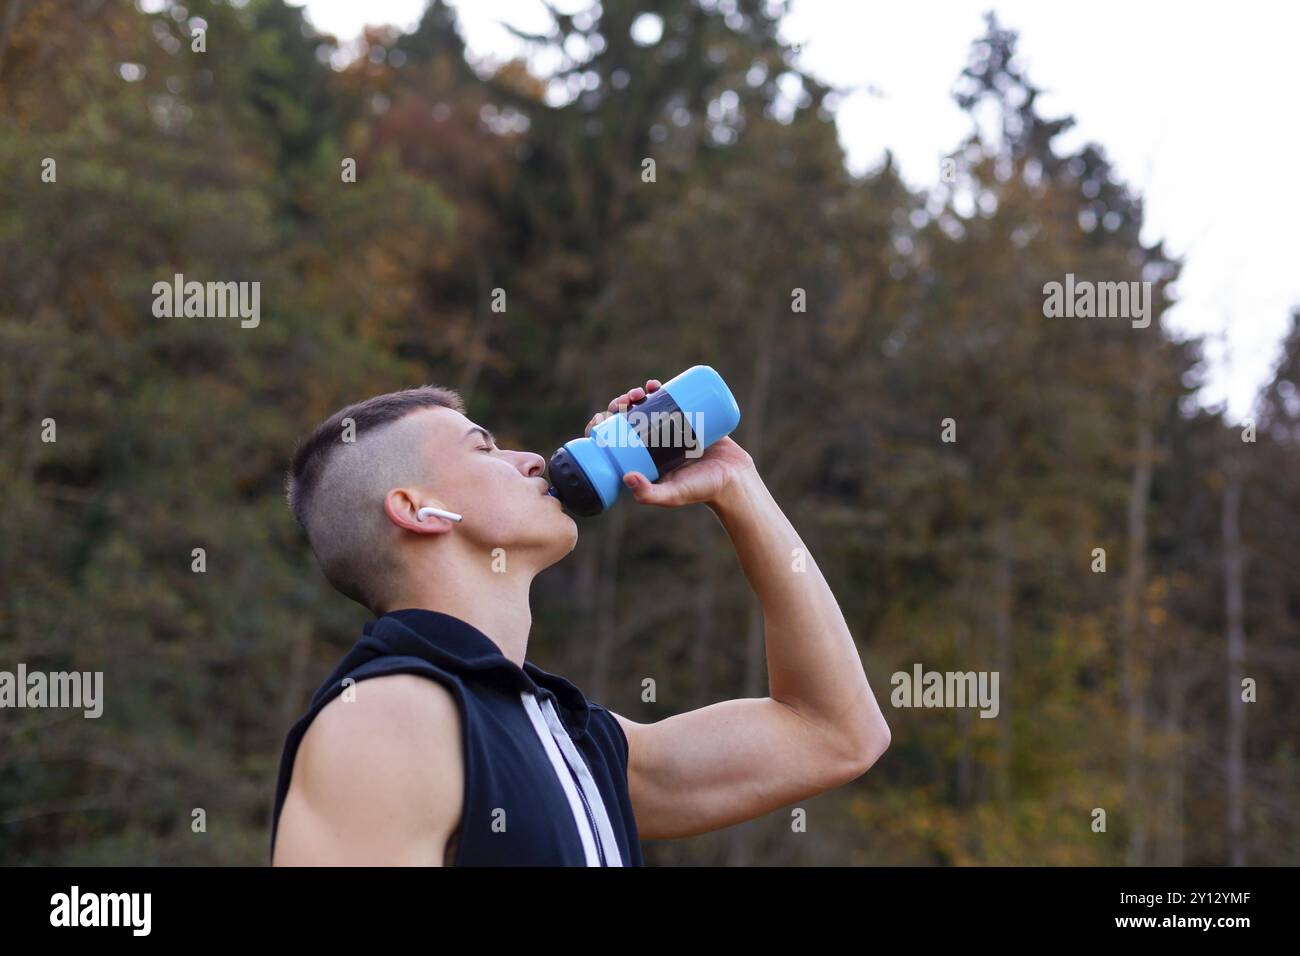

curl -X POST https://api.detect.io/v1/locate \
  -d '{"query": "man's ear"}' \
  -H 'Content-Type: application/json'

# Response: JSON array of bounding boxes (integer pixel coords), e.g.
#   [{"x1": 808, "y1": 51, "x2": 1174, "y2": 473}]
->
[{"x1": 384, "y1": 489, "x2": 454, "y2": 534}]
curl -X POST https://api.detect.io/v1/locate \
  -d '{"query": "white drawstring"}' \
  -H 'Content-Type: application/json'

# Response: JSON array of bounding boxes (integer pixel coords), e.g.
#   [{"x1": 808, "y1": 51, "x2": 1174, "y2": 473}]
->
[
  {"x1": 519, "y1": 690, "x2": 623, "y2": 866},
  {"x1": 537, "y1": 695, "x2": 624, "y2": 867}
]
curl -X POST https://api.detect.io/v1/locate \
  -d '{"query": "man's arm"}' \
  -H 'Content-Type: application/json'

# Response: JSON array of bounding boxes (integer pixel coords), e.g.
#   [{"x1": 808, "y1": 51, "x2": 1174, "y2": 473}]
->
[
  {"x1": 272, "y1": 674, "x2": 462, "y2": 865},
  {"x1": 592, "y1": 381, "x2": 890, "y2": 840}
]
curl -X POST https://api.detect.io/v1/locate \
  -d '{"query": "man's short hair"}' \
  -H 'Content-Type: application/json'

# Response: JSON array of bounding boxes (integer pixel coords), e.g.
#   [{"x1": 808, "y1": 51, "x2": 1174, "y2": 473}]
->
[{"x1": 286, "y1": 385, "x2": 465, "y2": 613}]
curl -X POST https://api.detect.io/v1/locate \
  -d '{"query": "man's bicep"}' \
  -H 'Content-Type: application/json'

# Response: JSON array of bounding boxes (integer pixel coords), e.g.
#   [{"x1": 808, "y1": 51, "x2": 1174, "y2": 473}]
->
[
  {"x1": 609, "y1": 697, "x2": 866, "y2": 840},
  {"x1": 273, "y1": 674, "x2": 462, "y2": 866}
]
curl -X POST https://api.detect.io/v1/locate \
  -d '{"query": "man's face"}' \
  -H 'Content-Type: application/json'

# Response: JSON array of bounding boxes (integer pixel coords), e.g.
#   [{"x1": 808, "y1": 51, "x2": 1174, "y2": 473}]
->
[{"x1": 406, "y1": 406, "x2": 577, "y2": 564}]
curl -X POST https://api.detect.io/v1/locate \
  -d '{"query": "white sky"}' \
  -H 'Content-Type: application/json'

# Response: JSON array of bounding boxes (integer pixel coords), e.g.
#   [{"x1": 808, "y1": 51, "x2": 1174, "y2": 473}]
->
[{"x1": 295, "y1": 0, "x2": 1300, "y2": 421}]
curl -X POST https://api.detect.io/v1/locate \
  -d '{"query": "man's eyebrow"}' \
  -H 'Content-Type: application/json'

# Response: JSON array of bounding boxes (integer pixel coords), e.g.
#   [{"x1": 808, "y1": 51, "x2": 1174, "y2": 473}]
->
[{"x1": 464, "y1": 425, "x2": 496, "y2": 446}]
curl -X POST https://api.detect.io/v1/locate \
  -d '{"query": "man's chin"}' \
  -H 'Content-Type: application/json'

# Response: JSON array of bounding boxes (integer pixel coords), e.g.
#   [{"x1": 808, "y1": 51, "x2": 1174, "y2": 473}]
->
[{"x1": 553, "y1": 513, "x2": 579, "y2": 558}]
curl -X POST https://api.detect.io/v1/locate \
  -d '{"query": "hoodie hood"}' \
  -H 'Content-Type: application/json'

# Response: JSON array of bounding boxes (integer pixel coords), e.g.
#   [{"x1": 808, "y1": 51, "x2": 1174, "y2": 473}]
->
[{"x1": 308, "y1": 607, "x2": 594, "y2": 741}]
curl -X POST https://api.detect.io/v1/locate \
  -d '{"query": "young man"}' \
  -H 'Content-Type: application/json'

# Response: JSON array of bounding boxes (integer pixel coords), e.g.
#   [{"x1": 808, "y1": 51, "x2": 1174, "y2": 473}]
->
[{"x1": 270, "y1": 378, "x2": 890, "y2": 866}]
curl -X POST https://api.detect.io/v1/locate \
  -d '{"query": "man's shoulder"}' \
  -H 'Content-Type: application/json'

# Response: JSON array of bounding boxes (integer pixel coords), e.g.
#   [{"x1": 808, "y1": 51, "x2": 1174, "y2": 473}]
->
[
  {"x1": 273, "y1": 673, "x2": 465, "y2": 865},
  {"x1": 286, "y1": 674, "x2": 464, "y2": 821},
  {"x1": 302, "y1": 672, "x2": 460, "y2": 764}
]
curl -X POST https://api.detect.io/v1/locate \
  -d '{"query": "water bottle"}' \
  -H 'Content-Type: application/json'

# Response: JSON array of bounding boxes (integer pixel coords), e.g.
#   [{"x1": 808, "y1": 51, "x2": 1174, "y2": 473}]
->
[{"x1": 546, "y1": 365, "x2": 741, "y2": 516}]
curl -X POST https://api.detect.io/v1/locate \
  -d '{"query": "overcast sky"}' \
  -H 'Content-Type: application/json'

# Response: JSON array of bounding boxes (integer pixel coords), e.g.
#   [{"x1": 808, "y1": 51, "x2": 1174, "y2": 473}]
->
[{"x1": 293, "y1": 0, "x2": 1300, "y2": 421}]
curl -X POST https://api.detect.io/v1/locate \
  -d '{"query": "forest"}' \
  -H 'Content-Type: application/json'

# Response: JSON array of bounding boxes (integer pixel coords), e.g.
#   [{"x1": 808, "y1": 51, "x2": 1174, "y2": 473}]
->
[{"x1": 0, "y1": 0, "x2": 1296, "y2": 865}]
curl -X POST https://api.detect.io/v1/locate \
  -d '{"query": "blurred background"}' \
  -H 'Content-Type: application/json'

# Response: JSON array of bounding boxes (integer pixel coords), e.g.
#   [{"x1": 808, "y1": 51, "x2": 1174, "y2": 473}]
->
[{"x1": 0, "y1": 0, "x2": 1296, "y2": 866}]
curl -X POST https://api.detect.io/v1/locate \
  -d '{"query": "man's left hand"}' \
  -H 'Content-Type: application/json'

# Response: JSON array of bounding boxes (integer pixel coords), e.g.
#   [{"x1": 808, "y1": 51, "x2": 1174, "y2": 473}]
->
[{"x1": 585, "y1": 379, "x2": 756, "y2": 509}]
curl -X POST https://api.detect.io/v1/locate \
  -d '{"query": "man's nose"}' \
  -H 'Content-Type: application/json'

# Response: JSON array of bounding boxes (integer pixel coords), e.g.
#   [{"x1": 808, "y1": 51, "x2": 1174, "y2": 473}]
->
[{"x1": 512, "y1": 451, "x2": 547, "y2": 478}]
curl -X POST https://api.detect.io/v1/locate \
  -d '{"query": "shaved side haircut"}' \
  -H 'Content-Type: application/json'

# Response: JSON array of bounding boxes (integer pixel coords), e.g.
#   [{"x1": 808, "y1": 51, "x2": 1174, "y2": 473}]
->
[{"x1": 286, "y1": 385, "x2": 465, "y2": 613}]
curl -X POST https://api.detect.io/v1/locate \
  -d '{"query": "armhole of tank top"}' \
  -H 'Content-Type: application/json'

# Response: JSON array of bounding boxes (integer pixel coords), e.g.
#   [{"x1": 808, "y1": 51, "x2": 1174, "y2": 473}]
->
[
  {"x1": 419, "y1": 668, "x2": 470, "y2": 869},
  {"x1": 443, "y1": 824, "x2": 461, "y2": 867},
  {"x1": 593, "y1": 703, "x2": 630, "y2": 768},
  {"x1": 436, "y1": 672, "x2": 471, "y2": 868}
]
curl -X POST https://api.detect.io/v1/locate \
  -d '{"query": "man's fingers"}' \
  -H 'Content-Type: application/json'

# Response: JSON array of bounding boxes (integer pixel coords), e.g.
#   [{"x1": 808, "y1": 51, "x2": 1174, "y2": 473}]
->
[
  {"x1": 587, "y1": 380, "x2": 661, "y2": 436},
  {"x1": 608, "y1": 386, "x2": 646, "y2": 414},
  {"x1": 624, "y1": 471, "x2": 652, "y2": 501},
  {"x1": 624, "y1": 471, "x2": 670, "y2": 506}
]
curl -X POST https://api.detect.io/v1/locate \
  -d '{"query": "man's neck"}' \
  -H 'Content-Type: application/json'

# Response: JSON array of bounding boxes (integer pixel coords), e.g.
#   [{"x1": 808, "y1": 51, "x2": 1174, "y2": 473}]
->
[{"x1": 381, "y1": 554, "x2": 538, "y2": 668}]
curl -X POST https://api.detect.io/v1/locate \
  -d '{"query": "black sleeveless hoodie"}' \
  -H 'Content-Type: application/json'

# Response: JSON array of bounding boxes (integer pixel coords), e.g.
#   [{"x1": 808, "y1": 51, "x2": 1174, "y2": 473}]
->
[{"x1": 269, "y1": 608, "x2": 644, "y2": 866}]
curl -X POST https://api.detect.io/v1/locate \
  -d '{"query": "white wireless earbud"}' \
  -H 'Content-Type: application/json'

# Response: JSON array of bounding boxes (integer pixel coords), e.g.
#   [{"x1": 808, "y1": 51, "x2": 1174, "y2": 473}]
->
[{"x1": 416, "y1": 506, "x2": 463, "y2": 523}]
